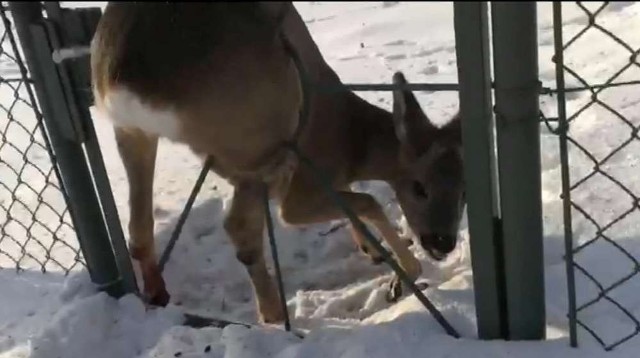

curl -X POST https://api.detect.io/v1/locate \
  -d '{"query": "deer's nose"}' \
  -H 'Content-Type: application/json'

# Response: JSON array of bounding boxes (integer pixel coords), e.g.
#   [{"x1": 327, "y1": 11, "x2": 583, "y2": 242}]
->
[{"x1": 420, "y1": 234, "x2": 457, "y2": 261}]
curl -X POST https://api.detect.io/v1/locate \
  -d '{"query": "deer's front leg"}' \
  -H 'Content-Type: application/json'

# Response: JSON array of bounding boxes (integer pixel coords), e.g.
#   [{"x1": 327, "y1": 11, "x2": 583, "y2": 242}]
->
[
  {"x1": 350, "y1": 224, "x2": 413, "y2": 265},
  {"x1": 281, "y1": 189, "x2": 422, "y2": 283},
  {"x1": 333, "y1": 187, "x2": 385, "y2": 265},
  {"x1": 114, "y1": 127, "x2": 168, "y2": 306},
  {"x1": 349, "y1": 223, "x2": 384, "y2": 265},
  {"x1": 223, "y1": 181, "x2": 284, "y2": 324}
]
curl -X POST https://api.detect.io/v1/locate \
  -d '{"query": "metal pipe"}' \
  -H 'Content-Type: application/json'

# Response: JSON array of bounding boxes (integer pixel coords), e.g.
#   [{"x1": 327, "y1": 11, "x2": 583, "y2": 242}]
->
[
  {"x1": 453, "y1": 2, "x2": 507, "y2": 340},
  {"x1": 491, "y1": 1, "x2": 546, "y2": 340},
  {"x1": 553, "y1": 2, "x2": 578, "y2": 348}
]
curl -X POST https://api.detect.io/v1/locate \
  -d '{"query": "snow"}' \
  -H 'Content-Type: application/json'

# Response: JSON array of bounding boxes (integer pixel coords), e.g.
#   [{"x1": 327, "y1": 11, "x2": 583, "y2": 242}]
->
[{"x1": 1, "y1": 1, "x2": 640, "y2": 357}]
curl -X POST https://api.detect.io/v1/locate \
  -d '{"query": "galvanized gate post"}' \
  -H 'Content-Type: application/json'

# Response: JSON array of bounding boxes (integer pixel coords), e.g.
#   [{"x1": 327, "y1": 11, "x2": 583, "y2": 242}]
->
[
  {"x1": 491, "y1": 2, "x2": 546, "y2": 340},
  {"x1": 454, "y1": 2, "x2": 506, "y2": 340},
  {"x1": 42, "y1": 1, "x2": 139, "y2": 297},
  {"x1": 8, "y1": 1, "x2": 137, "y2": 297}
]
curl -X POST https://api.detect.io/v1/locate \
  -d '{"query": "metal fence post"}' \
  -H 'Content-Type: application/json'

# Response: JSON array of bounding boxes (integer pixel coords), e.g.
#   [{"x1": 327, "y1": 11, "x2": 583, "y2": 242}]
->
[
  {"x1": 43, "y1": 1, "x2": 139, "y2": 298},
  {"x1": 454, "y1": 2, "x2": 507, "y2": 340},
  {"x1": 8, "y1": 1, "x2": 132, "y2": 297},
  {"x1": 491, "y1": 2, "x2": 546, "y2": 340}
]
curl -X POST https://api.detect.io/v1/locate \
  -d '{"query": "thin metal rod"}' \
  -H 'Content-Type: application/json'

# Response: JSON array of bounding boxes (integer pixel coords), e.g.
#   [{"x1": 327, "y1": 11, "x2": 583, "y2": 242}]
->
[
  {"x1": 158, "y1": 157, "x2": 212, "y2": 272},
  {"x1": 337, "y1": 82, "x2": 459, "y2": 92},
  {"x1": 263, "y1": 184, "x2": 291, "y2": 332},
  {"x1": 84, "y1": 124, "x2": 139, "y2": 292},
  {"x1": 547, "y1": 79, "x2": 640, "y2": 94},
  {"x1": 287, "y1": 143, "x2": 460, "y2": 338},
  {"x1": 553, "y1": 2, "x2": 578, "y2": 349}
]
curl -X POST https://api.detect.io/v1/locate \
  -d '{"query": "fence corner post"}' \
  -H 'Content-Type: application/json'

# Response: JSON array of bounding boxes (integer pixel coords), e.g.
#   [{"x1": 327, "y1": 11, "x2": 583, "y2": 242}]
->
[{"x1": 491, "y1": 2, "x2": 546, "y2": 340}]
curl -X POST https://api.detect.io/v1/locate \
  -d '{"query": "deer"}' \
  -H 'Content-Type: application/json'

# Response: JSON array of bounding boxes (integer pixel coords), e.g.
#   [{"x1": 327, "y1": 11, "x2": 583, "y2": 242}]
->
[{"x1": 91, "y1": 2, "x2": 465, "y2": 324}]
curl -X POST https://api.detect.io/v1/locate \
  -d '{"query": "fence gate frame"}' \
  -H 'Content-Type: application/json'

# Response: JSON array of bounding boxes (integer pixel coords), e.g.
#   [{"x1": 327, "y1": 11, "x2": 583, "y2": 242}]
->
[{"x1": 8, "y1": 1, "x2": 137, "y2": 297}]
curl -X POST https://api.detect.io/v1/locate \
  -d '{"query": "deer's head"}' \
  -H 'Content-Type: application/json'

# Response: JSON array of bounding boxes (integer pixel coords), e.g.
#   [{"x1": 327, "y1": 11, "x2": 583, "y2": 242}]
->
[{"x1": 390, "y1": 72, "x2": 465, "y2": 261}]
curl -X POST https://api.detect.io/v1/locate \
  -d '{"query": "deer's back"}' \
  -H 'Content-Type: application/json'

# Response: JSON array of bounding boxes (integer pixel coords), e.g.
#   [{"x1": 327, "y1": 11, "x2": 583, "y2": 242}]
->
[
  {"x1": 92, "y1": 2, "x2": 302, "y2": 182},
  {"x1": 93, "y1": 3, "x2": 286, "y2": 100}
]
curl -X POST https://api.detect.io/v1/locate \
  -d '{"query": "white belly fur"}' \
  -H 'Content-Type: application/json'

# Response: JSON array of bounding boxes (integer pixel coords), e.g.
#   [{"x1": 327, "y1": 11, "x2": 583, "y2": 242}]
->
[{"x1": 99, "y1": 86, "x2": 182, "y2": 140}]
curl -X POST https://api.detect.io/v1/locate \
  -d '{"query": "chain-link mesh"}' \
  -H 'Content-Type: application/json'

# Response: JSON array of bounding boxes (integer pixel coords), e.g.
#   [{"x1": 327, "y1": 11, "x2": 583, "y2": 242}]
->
[
  {"x1": 549, "y1": 1, "x2": 640, "y2": 351},
  {"x1": 0, "y1": 4, "x2": 83, "y2": 274}
]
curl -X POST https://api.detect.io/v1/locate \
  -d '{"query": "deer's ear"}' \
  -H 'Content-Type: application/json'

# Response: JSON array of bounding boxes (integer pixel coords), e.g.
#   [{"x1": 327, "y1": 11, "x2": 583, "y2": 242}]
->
[
  {"x1": 441, "y1": 113, "x2": 462, "y2": 144},
  {"x1": 392, "y1": 72, "x2": 435, "y2": 153}
]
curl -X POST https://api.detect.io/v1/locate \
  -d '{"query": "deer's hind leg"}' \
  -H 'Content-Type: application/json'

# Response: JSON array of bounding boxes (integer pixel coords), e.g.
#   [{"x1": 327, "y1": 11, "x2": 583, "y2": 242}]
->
[
  {"x1": 114, "y1": 126, "x2": 169, "y2": 306},
  {"x1": 223, "y1": 180, "x2": 284, "y2": 323}
]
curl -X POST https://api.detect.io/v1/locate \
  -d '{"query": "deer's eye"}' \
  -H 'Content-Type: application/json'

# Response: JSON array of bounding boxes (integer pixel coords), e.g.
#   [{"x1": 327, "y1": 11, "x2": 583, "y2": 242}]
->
[{"x1": 412, "y1": 181, "x2": 428, "y2": 198}]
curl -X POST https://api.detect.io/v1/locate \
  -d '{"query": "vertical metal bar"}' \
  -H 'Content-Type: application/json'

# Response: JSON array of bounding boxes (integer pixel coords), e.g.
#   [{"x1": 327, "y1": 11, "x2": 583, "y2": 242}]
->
[
  {"x1": 8, "y1": 1, "x2": 125, "y2": 297},
  {"x1": 552, "y1": 2, "x2": 578, "y2": 348},
  {"x1": 453, "y1": 2, "x2": 507, "y2": 340},
  {"x1": 84, "y1": 117, "x2": 139, "y2": 294},
  {"x1": 158, "y1": 158, "x2": 211, "y2": 272},
  {"x1": 491, "y1": 2, "x2": 546, "y2": 340},
  {"x1": 263, "y1": 185, "x2": 291, "y2": 332},
  {"x1": 43, "y1": 2, "x2": 138, "y2": 297}
]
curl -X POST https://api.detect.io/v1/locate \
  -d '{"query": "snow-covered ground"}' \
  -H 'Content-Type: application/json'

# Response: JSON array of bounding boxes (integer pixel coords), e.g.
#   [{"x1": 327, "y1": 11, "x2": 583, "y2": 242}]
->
[{"x1": 1, "y1": 1, "x2": 640, "y2": 357}]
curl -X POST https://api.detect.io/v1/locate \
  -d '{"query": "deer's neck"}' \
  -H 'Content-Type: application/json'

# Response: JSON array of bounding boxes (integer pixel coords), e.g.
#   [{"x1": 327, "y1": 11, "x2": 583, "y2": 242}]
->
[
  {"x1": 347, "y1": 94, "x2": 403, "y2": 183},
  {"x1": 271, "y1": 3, "x2": 403, "y2": 183}
]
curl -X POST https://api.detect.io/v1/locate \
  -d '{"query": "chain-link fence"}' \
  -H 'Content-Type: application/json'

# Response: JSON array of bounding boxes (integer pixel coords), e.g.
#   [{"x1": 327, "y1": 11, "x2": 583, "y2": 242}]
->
[
  {"x1": 0, "y1": 4, "x2": 83, "y2": 274},
  {"x1": 548, "y1": 1, "x2": 640, "y2": 351},
  {"x1": 0, "y1": 1, "x2": 548, "y2": 340}
]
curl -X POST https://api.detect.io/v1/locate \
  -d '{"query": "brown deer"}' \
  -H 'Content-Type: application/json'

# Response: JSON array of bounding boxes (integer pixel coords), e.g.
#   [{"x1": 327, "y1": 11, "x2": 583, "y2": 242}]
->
[{"x1": 91, "y1": 2, "x2": 465, "y2": 324}]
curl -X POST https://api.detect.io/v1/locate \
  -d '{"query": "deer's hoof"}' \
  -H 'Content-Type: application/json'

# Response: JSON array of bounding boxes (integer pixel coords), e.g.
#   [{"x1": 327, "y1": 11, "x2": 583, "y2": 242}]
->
[
  {"x1": 359, "y1": 244, "x2": 384, "y2": 265},
  {"x1": 147, "y1": 288, "x2": 171, "y2": 307},
  {"x1": 259, "y1": 308, "x2": 285, "y2": 324},
  {"x1": 385, "y1": 276, "x2": 403, "y2": 303},
  {"x1": 384, "y1": 275, "x2": 429, "y2": 303},
  {"x1": 257, "y1": 292, "x2": 287, "y2": 325}
]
